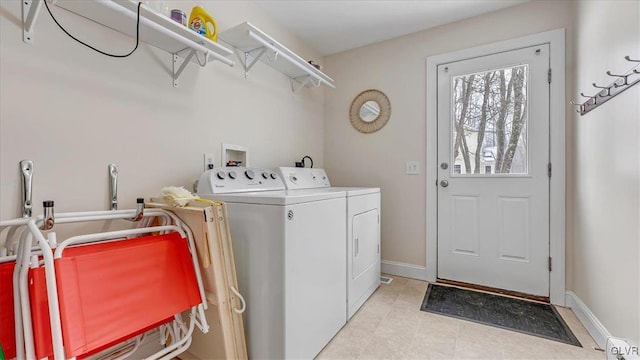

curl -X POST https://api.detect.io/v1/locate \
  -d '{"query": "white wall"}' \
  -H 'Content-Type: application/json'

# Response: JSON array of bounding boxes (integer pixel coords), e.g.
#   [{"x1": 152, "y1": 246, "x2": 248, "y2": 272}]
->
[
  {"x1": 324, "y1": 1, "x2": 575, "y2": 270},
  {"x1": 572, "y1": 0, "x2": 639, "y2": 346},
  {"x1": 0, "y1": 0, "x2": 324, "y2": 219}
]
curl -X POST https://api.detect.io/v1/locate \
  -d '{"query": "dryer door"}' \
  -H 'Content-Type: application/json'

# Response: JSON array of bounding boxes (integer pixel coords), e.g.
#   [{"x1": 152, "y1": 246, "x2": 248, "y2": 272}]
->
[{"x1": 352, "y1": 209, "x2": 379, "y2": 278}]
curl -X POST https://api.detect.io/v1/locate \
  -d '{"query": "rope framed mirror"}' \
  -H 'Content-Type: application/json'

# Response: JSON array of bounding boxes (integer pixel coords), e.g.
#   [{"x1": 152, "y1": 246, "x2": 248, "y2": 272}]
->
[{"x1": 349, "y1": 89, "x2": 391, "y2": 133}]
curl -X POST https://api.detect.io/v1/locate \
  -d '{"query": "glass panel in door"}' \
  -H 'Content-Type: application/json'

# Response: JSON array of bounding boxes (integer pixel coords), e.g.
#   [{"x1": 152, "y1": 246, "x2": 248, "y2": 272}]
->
[{"x1": 451, "y1": 65, "x2": 529, "y2": 175}]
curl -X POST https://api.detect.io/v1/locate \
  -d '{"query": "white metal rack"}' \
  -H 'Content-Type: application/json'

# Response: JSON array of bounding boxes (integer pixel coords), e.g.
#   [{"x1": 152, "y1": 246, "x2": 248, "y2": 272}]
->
[
  {"x1": 22, "y1": 0, "x2": 235, "y2": 87},
  {"x1": 219, "y1": 22, "x2": 336, "y2": 92}
]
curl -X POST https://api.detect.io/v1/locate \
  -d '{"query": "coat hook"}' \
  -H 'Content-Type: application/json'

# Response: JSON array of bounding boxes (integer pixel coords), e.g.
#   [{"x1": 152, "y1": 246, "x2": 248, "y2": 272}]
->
[
  {"x1": 20, "y1": 160, "x2": 34, "y2": 218},
  {"x1": 592, "y1": 83, "x2": 611, "y2": 96},
  {"x1": 606, "y1": 70, "x2": 629, "y2": 87},
  {"x1": 569, "y1": 100, "x2": 584, "y2": 113},
  {"x1": 624, "y1": 56, "x2": 640, "y2": 63},
  {"x1": 580, "y1": 92, "x2": 597, "y2": 106},
  {"x1": 108, "y1": 164, "x2": 118, "y2": 210}
]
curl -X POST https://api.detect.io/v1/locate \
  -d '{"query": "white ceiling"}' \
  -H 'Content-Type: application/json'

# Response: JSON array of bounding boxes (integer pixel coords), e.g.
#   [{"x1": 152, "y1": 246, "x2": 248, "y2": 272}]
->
[{"x1": 256, "y1": 1, "x2": 528, "y2": 55}]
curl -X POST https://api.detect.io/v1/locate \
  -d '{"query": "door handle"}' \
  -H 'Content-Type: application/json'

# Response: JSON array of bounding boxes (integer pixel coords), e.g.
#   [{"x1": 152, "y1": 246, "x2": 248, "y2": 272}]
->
[{"x1": 440, "y1": 180, "x2": 449, "y2": 188}]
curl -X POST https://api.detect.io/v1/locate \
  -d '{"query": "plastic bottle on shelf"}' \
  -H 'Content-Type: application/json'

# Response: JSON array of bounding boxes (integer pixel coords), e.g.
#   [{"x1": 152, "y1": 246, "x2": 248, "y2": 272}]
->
[
  {"x1": 188, "y1": 5, "x2": 218, "y2": 42},
  {"x1": 143, "y1": 1, "x2": 169, "y2": 16}
]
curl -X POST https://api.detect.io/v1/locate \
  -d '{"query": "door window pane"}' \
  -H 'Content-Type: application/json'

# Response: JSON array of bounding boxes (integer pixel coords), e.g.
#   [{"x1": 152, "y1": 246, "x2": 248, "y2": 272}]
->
[{"x1": 451, "y1": 65, "x2": 528, "y2": 175}]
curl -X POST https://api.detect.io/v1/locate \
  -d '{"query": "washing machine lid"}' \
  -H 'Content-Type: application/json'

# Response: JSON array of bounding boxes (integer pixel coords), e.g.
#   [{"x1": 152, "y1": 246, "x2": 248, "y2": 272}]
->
[
  {"x1": 199, "y1": 189, "x2": 345, "y2": 206},
  {"x1": 332, "y1": 187, "x2": 380, "y2": 196},
  {"x1": 286, "y1": 187, "x2": 378, "y2": 197}
]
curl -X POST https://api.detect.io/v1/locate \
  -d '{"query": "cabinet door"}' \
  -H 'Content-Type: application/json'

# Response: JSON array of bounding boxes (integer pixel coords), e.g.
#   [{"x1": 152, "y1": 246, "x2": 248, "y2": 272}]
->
[{"x1": 352, "y1": 210, "x2": 379, "y2": 279}]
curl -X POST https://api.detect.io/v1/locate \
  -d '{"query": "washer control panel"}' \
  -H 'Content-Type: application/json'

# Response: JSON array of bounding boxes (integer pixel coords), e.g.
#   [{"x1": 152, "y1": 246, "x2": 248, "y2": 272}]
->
[
  {"x1": 197, "y1": 167, "x2": 284, "y2": 194},
  {"x1": 277, "y1": 167, "x2": 331, "y2": 190}
]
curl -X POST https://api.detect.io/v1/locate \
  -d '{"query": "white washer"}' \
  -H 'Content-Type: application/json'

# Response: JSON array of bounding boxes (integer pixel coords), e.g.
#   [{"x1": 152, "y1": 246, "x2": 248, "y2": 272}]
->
[
  {"x1": 196, "y1": 167, "x2": 346, "y2": 360},
  {"x1": 277, "y1": 167, "x2": 381, "y2": 319}
]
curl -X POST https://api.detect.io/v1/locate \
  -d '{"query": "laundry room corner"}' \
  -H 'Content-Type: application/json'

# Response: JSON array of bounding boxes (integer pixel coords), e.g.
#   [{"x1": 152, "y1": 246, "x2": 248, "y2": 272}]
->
[
  {"x1": 3, "y1": 0, "x2": 639, "y2": 359},
  {"x1": 571, "y1": 0, "x2": 640, "y2": 349},
  {"x1": 0, "y1": 0, "x2": 326, "y2": 219},
  {"x1": 322, "y1": 0, "x2": 575, "y2": 279}
]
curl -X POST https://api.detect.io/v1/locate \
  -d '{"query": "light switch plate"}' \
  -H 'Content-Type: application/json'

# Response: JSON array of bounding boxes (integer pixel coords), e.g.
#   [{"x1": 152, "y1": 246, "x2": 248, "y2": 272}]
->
[{"x1": 405, "y1": 161, "x2": 420, "y2": 175}]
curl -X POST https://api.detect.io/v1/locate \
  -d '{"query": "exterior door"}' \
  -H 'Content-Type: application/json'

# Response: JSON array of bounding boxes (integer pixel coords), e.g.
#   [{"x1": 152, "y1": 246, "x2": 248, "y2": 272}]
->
[{"x1": 437, "y1": 45, "x2": 550, "y2": 297}]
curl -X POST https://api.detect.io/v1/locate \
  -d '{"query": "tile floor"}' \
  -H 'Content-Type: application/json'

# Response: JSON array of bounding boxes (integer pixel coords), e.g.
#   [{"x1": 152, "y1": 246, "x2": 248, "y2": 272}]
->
[{"x1": 316, "y1": 276, "x2": 605, "y2": 360}]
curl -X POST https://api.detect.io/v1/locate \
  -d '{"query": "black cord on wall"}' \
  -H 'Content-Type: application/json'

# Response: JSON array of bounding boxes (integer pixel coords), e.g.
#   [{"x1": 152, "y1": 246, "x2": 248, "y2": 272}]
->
[
  {"x1": 43, "y1": 1, "x2": 142, "y2": 58},
  {"x1": 301, "y1": 156, "x2": 314, "y2": 168}
]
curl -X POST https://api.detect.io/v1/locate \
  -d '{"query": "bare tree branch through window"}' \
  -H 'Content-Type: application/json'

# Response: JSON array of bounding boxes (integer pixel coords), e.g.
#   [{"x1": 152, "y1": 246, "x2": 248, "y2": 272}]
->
[{"x1": 451, "y1": 65, "x2": 528, "y2": 175}]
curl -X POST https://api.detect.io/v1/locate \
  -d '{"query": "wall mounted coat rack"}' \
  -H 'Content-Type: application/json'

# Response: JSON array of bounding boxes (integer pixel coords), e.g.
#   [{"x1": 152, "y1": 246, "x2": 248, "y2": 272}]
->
[{"x1": 571, "y1": 56, "x2": 640, "y2": 116}]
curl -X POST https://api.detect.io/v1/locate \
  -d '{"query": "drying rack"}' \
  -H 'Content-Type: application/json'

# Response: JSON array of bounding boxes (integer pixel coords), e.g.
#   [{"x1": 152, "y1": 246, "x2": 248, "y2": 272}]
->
[
  {"x1": 1, "y1": 161, "x2": 210, "y2": 360},
  {"x1": 571, "y1": 55, "x2": 640, "y2": 115}
]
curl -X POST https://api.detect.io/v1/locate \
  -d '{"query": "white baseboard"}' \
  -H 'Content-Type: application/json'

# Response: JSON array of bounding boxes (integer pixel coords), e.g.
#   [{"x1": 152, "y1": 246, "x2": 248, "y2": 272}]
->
[
  {"x1": 381, "y1": 260, "x2": 427, "y2": 281},
  {"x1": 565, "y1": 290, "x2": 611, "y2": 349}
]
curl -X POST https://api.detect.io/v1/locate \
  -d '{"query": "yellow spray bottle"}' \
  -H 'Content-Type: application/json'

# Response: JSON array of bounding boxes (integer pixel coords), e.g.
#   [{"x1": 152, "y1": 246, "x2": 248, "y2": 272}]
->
[{"x1": 188, "y1": 6, "x2": 218, "y2": 42}]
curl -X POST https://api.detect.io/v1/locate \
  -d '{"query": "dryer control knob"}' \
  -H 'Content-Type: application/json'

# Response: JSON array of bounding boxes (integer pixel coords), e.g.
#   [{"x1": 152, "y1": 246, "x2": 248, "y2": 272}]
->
[
  {"x1": 216, "y1": 171, "x2": 226, "y2": 180},
  {"x1": 245, "y1": 170, "x2": 255, "y2": 180},
  {"x1": 262, "y1": 172, "x2": 269, "y2": 179},
  {"x1": 270, "y1": 173, "x2": 277, "y2": 180},
  {"x1": 228, "y1": 171, "x2": 237, "y2": 179},
  {"x1": 290, "y1": 175, "x2": 298, "y2": 183}
]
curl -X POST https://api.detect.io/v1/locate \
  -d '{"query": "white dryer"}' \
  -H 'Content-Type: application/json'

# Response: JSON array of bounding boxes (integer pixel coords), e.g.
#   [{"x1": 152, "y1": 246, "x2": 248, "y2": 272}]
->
[
  {"x1": 277, "y1": 167, "x2": 381, "y2": 319},
  {"x1": 196, "y1": 168, "x2": 346, "y2": 360}
]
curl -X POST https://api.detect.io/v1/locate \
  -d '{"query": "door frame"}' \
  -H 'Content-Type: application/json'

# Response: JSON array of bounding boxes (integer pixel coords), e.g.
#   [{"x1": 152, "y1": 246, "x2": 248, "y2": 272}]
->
[{"x1": 425, "y1": 29, "x2": 566, "y2": 305}]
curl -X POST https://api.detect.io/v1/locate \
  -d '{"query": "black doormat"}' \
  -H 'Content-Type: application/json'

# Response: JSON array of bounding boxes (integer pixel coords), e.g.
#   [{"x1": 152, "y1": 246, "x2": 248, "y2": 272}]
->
[{"x1": 420, "y1": 284, "x2": 581, "y2": 347}]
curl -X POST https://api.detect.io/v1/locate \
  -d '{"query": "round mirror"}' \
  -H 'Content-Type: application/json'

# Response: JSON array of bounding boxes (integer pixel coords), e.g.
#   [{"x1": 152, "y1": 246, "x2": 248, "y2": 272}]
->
[
  {"x1": 350, "y1": 89, "x2": 391, "y2": 133},
  {"x1": 359, "y1": 100, "x2": 380, "y2": 122}
]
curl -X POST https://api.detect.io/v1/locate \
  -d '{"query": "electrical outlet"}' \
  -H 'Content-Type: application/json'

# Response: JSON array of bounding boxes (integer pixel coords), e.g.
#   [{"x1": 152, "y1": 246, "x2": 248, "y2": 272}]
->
[
  {"x1": 203, "y1": 153, "x2": 215, "y2": 171},
  {"x1": 405, "y1": 161, "x2": 420, "y2": 175}
]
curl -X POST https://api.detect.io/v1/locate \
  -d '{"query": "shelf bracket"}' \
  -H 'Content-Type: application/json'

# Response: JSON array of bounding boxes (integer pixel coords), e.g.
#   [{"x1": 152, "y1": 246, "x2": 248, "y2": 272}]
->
[
  {"x1": 264, "y1": 49, "x2": 279, "y2": 63},
  {"x1": 289, "y1": 75, "x2": 313, "y2": 93},
  {"x1": 310, "y1": 77, "x2": 321, "y2": 88},
  {"x1": 235, "y1": 47, "x2": 267, "y2": 79},
  {"x1": 22, "y1": 0, "x2": 43, "y2": 44},
  {"x1": 172, "y1": 48, "x2": 206, "y2": 88}
]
